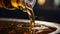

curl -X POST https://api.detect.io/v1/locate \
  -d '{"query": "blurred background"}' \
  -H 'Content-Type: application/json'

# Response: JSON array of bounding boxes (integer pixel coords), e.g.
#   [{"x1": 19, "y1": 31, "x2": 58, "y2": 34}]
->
[{"x1": 0, "y1": 0, "x2": 60, "y2": 23}]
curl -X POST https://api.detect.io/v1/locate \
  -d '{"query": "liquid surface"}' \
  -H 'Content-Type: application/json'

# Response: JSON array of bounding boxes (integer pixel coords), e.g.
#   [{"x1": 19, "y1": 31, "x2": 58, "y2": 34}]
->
[{"x1": 0, "y1": 20, "x2": 57, "y2": 34}]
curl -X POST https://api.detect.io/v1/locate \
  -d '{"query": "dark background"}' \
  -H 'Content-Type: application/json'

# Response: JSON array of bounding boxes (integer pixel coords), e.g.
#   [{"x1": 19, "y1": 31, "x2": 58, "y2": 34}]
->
[{"x1": 0, "y1": 1, "x2": 60, "y2": 24}]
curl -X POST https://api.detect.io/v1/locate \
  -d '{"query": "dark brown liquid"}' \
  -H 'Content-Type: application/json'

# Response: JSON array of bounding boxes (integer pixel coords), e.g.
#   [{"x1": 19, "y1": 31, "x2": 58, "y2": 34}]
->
[{"x1": 0, "y1": 20, "x2": 57, "y2": 34}]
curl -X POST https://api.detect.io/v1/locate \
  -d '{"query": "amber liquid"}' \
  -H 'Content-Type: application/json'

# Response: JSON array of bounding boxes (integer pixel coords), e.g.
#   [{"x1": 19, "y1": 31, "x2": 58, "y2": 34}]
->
[
  {"x1": 0, "y1": 0, "x2": 57, "y2": 34},
  {"x1": 25, "y1": 9, "x2": 35, "y2": 34},
  {"x1": 0, "y1": 20, "x2": 57, "y2": 34},
  {"x1": 1, "y1": 0, "x2": 35, "y2": 34}
]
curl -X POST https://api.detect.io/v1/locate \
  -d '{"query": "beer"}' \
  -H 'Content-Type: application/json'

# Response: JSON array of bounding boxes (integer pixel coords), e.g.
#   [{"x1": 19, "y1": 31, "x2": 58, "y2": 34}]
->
[
  {"x1": 0, "y1": 0, "x2": 36, "y2": 34},
  {"x1": 0, "y1": 20, "x2": 57, "y2": 34},
  {"x1": 0, "y1": 0, "x2": 57, "y2": 34}
]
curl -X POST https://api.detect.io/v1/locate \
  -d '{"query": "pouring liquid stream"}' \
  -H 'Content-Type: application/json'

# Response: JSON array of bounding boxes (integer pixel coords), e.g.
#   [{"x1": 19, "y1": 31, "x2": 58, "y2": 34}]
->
[{"x1": 25, "y1": 8, "x2": 35, "y2": 34}]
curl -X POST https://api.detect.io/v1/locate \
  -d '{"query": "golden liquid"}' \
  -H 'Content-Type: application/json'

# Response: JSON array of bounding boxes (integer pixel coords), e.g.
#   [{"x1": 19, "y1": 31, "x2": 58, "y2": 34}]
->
[
  {"x1": 0, "y1": 0, "x2": 57, "y2": 34},
  {"x1": 25, "y1": 9, "x2": 35, "y2": 34},
  {"x1": 1, "y1": 0, "x2": 35, "y2": 34}
]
